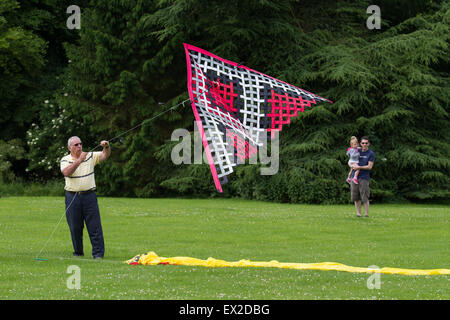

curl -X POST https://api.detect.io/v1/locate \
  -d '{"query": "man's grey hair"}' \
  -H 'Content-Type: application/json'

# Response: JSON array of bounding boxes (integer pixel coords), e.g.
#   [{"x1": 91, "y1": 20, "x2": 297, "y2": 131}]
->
[{"x1": 67, "y1": 136, "x2": 80, "y2": 147}]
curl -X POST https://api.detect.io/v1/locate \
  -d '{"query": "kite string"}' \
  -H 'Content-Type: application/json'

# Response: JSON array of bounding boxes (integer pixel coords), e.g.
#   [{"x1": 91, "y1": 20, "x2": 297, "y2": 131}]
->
[
  {"x1": 35, "y1": 193, "x2": 77, "y2": 259},
  {"x1": 35, "y1": 98, "x2": 190, "y2": 259},
  {"x1": 89, "y1": 98, "x2": 190, "y2": 151}
]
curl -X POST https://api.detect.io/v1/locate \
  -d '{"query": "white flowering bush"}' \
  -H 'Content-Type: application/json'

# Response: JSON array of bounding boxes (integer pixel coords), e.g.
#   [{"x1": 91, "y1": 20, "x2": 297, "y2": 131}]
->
[{"x1": 25, "y1": 95, "x2": 85, "y2": 178}]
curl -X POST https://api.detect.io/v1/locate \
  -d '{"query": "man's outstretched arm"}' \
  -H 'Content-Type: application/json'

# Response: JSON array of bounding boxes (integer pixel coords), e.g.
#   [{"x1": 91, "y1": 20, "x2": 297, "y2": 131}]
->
[{"x1": 99, "y1": 140, "x2": 111, "y2": 162}]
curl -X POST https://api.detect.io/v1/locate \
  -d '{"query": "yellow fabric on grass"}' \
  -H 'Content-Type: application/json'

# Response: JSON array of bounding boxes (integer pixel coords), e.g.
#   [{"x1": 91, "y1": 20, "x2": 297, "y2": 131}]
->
[{"x1": 126, "y1": 251, "x2": 450, "y2": 276}]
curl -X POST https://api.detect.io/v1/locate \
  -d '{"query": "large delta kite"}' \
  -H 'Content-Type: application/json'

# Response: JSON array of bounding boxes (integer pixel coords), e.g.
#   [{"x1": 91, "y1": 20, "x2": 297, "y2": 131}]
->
[{"x1": 184, "y1": 44, "x2": 332, "y2": 192}]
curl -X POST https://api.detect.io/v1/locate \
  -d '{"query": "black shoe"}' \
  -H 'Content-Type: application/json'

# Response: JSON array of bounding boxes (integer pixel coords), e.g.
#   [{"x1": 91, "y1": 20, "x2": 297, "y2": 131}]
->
[{"x1": 73, "y1": 253, "x2": 84, "y2": 257}]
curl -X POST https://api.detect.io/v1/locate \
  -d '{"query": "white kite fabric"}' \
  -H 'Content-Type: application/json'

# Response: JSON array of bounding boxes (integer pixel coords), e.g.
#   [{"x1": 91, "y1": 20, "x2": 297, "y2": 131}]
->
[{"x1": 184, "y1": 44, "x2": 332, "y2": 192}]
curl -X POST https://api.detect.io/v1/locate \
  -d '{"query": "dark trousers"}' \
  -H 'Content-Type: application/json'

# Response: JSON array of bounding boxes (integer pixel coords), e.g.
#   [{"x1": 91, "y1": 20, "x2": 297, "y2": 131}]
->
[{"x1": 65, "y1": 191, "x2": 105, "y2": 258}]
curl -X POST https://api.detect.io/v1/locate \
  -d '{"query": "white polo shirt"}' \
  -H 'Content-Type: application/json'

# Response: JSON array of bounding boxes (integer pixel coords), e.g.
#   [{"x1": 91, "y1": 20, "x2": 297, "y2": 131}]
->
[{"x1": 60, "y1": 152, "x2": 101, "y2": 192}]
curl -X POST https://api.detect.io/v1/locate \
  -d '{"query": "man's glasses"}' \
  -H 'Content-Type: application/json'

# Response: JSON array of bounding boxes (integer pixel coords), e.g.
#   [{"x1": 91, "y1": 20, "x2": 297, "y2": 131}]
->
[
  {"x1": 361, "y1": 142, "x2": 369, "y2": 145},
  {"x1": 73, "y1": 143, "x2": 82, "y2": 147}
]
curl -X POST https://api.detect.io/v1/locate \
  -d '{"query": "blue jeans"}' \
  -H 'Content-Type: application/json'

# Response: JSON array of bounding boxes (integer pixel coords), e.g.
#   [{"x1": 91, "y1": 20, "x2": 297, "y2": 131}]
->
[{"x1": 65, "y1": 191, "x2": 104, "y2": 258}]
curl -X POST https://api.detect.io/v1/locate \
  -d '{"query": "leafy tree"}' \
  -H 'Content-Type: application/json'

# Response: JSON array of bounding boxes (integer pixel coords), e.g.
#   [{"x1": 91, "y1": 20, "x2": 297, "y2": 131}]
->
[
  {"x1": 1, "y1": 0, "x2": 90, "y2": 179},
  {"x1": 0, "y1": 139, "x2": 25, "y2": 182},
  {"x1": 153, "y1": 0, "x2": 450, "y2": 202},
  {"x1": 58, "y1": 0, "x2": 189, "y2": 196},
  {"x1": 234, "y1": 0, "x2": 450, "y2": 202},
  {"x1": 0, "y1": 0, "x2": 46, "y2": 139}
]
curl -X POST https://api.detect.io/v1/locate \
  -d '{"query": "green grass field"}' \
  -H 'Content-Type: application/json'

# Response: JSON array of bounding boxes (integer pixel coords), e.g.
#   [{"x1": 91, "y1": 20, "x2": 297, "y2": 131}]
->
[{"x1": 0, "y1": 196, "x2": 448, "y2": 300}]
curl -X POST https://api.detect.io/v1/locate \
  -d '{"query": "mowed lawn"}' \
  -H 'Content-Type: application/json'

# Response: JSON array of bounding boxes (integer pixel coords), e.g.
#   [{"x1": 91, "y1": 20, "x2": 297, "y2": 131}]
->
[{"x1": 0, "y1": 196, "x2": 448, "y2": 300}]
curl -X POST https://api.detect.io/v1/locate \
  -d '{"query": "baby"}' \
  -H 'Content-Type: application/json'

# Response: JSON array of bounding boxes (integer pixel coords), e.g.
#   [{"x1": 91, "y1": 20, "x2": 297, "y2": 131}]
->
[{"x1": 346, "y1": 136, "x2": 360, "y2": 184}]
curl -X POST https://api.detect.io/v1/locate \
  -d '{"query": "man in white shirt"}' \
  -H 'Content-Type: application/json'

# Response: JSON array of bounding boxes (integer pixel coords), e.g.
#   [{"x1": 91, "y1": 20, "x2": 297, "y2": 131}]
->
[{"x1": 60, "y1": 136, "x2": 110, "y2": 259}]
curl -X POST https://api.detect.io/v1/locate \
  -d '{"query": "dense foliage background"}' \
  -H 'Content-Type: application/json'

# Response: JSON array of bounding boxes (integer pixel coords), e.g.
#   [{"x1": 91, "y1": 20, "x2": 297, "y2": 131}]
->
[{"x1": 1, "y1": 0, "x2": 449, "y2": 203}]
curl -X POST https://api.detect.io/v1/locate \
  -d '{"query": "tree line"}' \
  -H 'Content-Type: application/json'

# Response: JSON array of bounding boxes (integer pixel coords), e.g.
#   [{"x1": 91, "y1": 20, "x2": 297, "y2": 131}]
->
[{"x1": 1, "y1": 0, "x2": 448, "y2": 203}]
